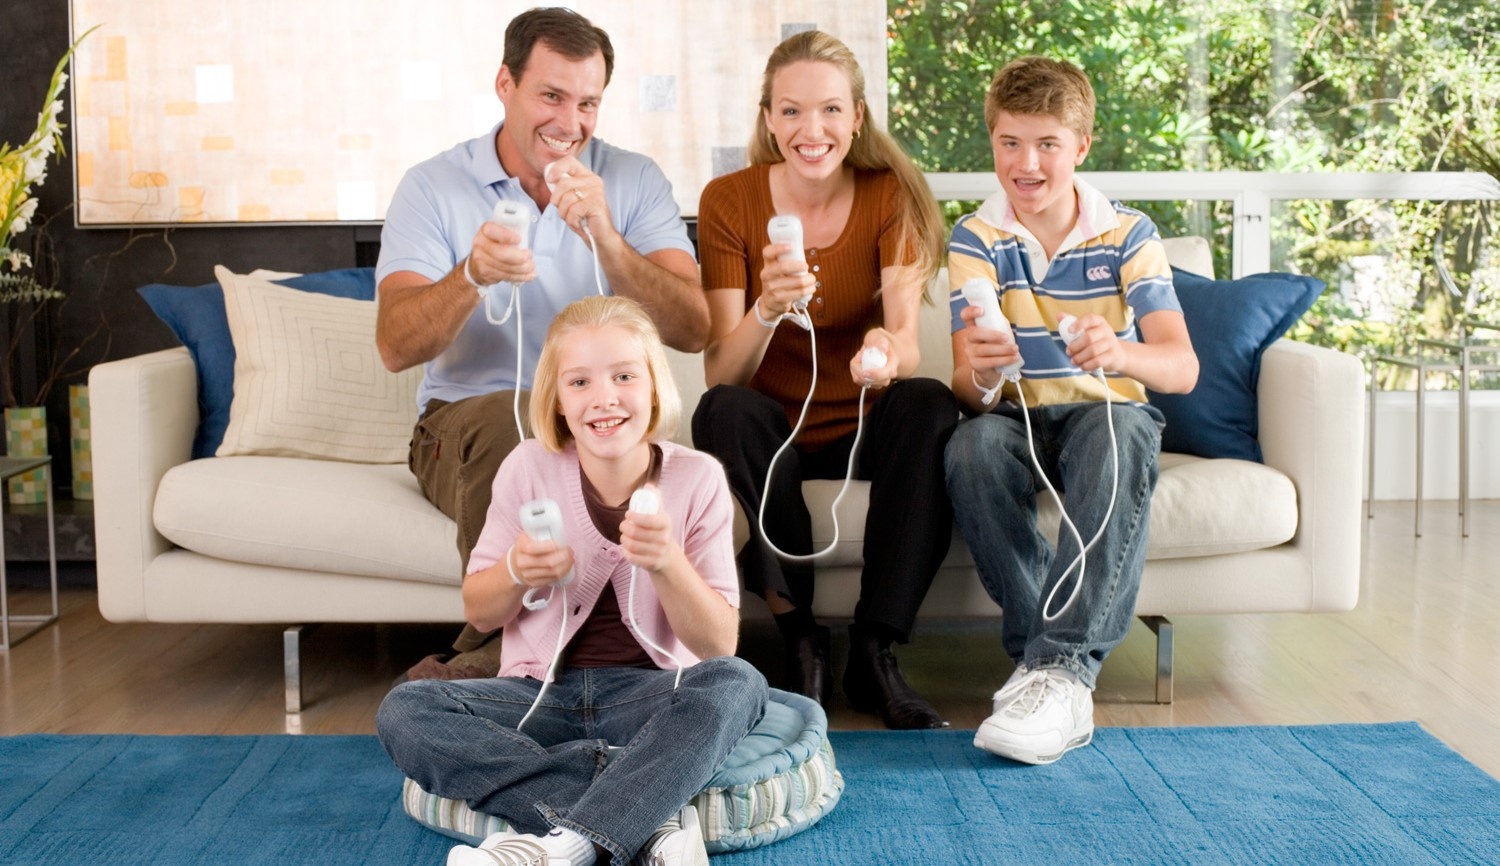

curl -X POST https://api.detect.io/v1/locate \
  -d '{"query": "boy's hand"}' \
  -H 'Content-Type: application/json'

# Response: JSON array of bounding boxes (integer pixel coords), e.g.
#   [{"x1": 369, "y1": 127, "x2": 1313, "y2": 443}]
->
[
  {"x1": 757, "y1": 242, "x2": 816, "y2": 316},
  {"x1": 620, "y1": 507, "x2": 681, "y2": 573},
  {"x1": 510, "y1": 532, "x2": 574, "y2": 588},
  {"x1": 1062, "y1": 314, "x2": 1124, "y2": 373},
  {"x1": 959, "y1": 305, "x2": 1022, "y2": 376}
]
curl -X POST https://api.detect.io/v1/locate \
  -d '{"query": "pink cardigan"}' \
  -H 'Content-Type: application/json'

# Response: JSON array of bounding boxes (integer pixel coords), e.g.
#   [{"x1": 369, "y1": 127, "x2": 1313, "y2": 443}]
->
[{"x1": 468, "y1": 439, "x2": 740, "y2": 680}]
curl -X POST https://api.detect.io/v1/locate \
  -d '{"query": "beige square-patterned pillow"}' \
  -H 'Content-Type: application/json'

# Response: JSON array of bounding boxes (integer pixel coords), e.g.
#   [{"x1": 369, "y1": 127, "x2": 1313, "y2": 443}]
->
[{"x1": 215, "y1": 266, "x2": 419, "y2": 463}]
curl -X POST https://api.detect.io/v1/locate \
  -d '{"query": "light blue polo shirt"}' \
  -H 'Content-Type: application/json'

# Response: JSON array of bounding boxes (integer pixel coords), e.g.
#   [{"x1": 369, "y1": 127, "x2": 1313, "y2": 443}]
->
[{"x1": 376, "y1": 122, "x2": 696, "y2": 412}]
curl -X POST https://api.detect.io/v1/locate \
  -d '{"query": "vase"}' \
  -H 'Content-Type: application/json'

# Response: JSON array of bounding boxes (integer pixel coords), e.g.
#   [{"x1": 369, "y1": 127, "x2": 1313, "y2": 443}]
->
[
  {"x1": 4, "y1": 405, "x2": 49, "y2": 505},
  {"x1": 70, "y1": 384, "x2": 92, "y2": 500}
]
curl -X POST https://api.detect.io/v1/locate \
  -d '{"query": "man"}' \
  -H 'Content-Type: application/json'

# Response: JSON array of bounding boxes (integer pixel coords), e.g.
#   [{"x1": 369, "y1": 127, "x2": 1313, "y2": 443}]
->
[{"x1": 376, "y1": 7, "x2": 709, "y2": 677}]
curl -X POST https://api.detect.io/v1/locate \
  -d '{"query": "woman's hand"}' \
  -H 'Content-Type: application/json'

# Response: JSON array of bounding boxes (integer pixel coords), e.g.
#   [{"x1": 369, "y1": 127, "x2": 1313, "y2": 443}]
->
[
  {"x1": 755, "y1": 241, "x2": 816, "y2": 318},
  {"x1": 850, "y1": 329, "x2": 898, "y2": 388}
]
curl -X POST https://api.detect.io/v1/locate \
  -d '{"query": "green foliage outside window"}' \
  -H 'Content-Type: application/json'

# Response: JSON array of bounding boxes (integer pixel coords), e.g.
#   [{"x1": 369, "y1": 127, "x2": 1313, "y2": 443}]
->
[{"x1": 887, "y1": 0, "x2": 1500, "y2": 378}]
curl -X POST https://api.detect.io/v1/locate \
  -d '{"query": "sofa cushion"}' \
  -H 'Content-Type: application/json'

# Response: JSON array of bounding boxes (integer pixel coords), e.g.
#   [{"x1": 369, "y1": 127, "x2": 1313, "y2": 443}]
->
[
  {"x1": 153, "y1": 456, "x2": 460, "y2": 583},
  {"x1": 793, "y1": 451, "x2": 1296, "y2": 570},
  {"x1": 216, "y1": 267, "x2": 421, "y2": 463},
  {"x1": 1149, "y1": 268, "x2": 1326, "y2": 462},
  {"x1": 137, "y1": 267, "x2": 378, "y2": 459}
]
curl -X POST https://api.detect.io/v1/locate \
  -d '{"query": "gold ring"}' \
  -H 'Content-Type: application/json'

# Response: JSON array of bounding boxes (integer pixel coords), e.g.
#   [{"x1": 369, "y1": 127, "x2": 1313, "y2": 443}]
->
[{"x1": 573, "y1": 188, "x2": 585, "y2": 202}]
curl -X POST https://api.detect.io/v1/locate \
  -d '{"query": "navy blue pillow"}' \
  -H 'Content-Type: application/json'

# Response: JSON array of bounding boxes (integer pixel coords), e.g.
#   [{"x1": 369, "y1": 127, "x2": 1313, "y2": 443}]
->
[
  {"x1": 1148, "y1": 267, "x2": 1325, "y2": 462},
  {"x1": 137, "y1": 268, "x2": 377, "y2": 459}
]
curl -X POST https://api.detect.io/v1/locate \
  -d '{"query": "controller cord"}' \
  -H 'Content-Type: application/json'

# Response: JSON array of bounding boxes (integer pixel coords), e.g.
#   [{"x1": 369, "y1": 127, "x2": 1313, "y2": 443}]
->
[{"x1": 757, "y1": 307, "x2": 873, "y2": 563}]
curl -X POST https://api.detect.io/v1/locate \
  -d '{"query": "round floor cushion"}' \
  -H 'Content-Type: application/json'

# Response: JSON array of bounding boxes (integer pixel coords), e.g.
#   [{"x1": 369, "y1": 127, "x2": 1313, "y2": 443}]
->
[{"x1": 401, "y1": 688, "x2": 842, "y2": 853}]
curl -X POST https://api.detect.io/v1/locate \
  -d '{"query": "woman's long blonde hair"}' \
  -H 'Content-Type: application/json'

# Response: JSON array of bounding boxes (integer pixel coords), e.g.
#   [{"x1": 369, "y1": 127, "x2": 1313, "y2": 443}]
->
[{"x1": 749, "y1": 30, "x2": 945, "y2": 288}]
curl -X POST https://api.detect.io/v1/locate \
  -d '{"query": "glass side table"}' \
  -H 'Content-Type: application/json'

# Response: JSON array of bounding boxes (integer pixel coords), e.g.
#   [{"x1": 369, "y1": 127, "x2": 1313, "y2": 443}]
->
[{"x1": 0, "y1": 455, "x2": 59, "y2": 650}]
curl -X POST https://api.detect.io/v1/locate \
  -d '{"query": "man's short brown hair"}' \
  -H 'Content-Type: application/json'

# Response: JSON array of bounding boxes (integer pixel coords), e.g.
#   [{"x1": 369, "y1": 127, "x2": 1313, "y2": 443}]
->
[
  {"x1": 984, "y1": 56, "x2": 1095, "y2": 139},
  {"x1": 503, "y1": 7, "x2": 615, "y2": 86}
]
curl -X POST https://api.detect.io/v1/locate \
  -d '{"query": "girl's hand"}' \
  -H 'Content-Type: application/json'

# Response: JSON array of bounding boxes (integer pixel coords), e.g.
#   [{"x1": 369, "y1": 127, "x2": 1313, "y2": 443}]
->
[
  {"x1": 755, "y1": 241, "x2": 816, "y2": 318},
  {"x1": 509, "y1": 531, "x2": 574, "y2": 588},
  {"x1": 620, "y1": 506, "x2": 681, "y2": 573}
]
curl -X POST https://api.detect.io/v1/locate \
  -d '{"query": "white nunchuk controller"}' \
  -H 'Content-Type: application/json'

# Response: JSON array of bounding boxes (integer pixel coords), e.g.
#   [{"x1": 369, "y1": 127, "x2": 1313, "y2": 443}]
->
[
  {"x1": 860, "y1": 346, "x2": 888, "y2": 376},
  {"x1": 960, "y1": 278, "x2": 1024, "y2": 380},
  {"x1": 519, "y1": 499, "x2": 572, "y2": 587},
  {"x1": 491, "y1": 199, "x2": 531, "y2": 252},
  {"x1": 1057, "y1": 314, "x2": 1084, "y2": 346},
  {"x1": 628, "y1": 486, "x2": 660, "y2": 516},
  {"x1": 767, "y1": 215, "x2": 814, "y2": 328}
]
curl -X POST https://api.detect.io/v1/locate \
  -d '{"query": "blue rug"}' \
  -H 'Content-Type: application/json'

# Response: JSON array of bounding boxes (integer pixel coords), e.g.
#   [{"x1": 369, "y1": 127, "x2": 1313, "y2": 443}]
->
[{"x1": 1, "y1": 723, "x2": 1496, "y2": 864}]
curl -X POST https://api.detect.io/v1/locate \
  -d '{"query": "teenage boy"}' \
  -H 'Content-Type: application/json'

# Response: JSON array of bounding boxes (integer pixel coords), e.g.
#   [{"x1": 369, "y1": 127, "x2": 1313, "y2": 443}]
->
[{"x1": 944, "y1": 56, "x2": 1198, "y2": 765}]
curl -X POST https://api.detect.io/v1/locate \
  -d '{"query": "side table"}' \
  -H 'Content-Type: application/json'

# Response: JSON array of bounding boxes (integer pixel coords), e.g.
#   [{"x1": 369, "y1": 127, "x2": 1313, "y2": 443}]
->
[{"x1": 0, "y1": 455, "x2": 59, "y2": 650}]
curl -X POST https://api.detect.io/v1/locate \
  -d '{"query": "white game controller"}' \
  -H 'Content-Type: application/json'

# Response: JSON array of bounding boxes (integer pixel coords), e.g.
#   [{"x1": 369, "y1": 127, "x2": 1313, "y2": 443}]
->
[
  {"x1": 860, "y1": 346, "x2": 888, "y2": 378},
  {"x1": 491, "y1": 199, "x2": 531, "y2": 252},
  {"x1": 519, "y1": 499, "x2": 573, "y2": 590},
  {"x1": 1057, "y1": 314, "x2": 1084, "y2": 345},
  {"x1": 628, "y1": 486, "x2": 661, "y2": 516},
  {"x1": 767, "y1": 215, "x2": 814, "y2": 328},
  {"x1": 960, "y1": 278, "x2": 1024, "y2": 380}
]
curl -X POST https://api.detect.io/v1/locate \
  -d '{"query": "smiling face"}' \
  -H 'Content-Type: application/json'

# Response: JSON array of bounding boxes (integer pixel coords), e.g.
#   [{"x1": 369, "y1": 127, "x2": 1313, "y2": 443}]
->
[
  {"x1": 495, "y1": 42, "x2": 607, "y2": 186},
  {"x1": 554, "y1": 324, "x2": 655, "y2": 473},
  {"x1": 989, "y1": 110, "x2": 1091, "y2": 228},
  {"x1": 763, "y1": 60, "x2": 864, "y2": 183}
]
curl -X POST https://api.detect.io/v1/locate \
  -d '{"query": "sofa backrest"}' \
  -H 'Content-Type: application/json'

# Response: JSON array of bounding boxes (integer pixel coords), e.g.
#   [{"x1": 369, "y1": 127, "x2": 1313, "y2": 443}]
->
[{"x1": 663, "y1": 236, "x2": 1213, "y2": 447}]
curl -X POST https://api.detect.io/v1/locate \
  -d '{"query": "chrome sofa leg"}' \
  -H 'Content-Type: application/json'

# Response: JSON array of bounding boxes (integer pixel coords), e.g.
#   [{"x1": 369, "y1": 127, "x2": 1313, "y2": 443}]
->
[
  {"x1": 1141, "y1": 615, "x2": 1174, "y2": 704},
  {"x1": 284, "y1": 625, "x2": 306, "y2": 718}
]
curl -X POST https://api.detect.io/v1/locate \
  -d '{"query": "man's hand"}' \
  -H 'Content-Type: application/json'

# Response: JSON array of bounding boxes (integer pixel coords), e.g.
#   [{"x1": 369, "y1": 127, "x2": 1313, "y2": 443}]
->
[
  {"x1": 546, "y1": 156, "x2": 616, "y2": 243},
  {"x1": 467, "y1": 219, "x2": 536, "y2": 287}
]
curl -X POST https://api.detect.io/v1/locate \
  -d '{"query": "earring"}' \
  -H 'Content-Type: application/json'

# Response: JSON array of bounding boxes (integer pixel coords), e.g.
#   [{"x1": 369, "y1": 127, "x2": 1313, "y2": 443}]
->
[{"x1": 853, "y1": 128, "x2": 861, "y2": 140}]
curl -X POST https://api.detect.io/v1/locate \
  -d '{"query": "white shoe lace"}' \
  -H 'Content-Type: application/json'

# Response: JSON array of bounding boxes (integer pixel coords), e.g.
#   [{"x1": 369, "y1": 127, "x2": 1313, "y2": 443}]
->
[
  {"x1": 469, "y1": 836, "x2": 554, "y2": 866},
  {"x1": 1000, "y1": 669, "x2": 1072, "y2": 720}
]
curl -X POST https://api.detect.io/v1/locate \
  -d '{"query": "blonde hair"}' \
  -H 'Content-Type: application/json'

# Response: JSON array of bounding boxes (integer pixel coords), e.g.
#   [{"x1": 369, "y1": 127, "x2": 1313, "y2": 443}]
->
[
  {"x1": 749, "y1": 30, "x2": 945, "y2": 287},
  {"x1": 528, "y1": 296, "x2": 682, "y2": 452},
  {"x1": 984, "y1": 56, "x2": 1096, "y2": 140}
]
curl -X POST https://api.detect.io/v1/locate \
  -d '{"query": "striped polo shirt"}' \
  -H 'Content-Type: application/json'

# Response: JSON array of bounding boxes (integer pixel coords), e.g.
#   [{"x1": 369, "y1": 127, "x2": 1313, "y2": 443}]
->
[{"x1": 947, "y1": 178, "x2": 1180, "y2": 408}]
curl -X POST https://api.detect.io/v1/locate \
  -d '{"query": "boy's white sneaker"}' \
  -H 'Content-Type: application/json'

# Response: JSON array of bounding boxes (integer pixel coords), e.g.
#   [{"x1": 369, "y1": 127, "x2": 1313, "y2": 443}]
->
[
  {"x1": 974, "y1": 667, "x2": 1094, "y2": 765},
  {"x1": 634, "y1": 805, "x2": 708, "y2": 866}
]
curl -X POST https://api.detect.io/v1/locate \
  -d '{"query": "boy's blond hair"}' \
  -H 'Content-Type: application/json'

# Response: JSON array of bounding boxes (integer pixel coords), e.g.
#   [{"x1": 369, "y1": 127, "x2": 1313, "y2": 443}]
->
[
  {"x1": 984, "y1": 56, "x2": 1095, "y2": 140},
  {"x1": 528, "y1": 295, "x2": 681, "y2": 452}
]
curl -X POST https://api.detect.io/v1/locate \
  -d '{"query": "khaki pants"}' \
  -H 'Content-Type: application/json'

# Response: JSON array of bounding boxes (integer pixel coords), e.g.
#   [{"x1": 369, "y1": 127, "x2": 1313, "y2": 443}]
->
[{"x1": 410, "y1": 390, "x2": 530, "y2": 654}]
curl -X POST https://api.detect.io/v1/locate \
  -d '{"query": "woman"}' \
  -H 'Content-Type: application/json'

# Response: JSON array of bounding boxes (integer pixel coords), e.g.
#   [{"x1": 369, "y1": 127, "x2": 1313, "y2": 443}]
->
[
  {"x1": 378, "y1": 296, "x2": 766, "y2": 866},
  {"x1": 691, "y1": 30, "x2": 956, "y2": 730}
]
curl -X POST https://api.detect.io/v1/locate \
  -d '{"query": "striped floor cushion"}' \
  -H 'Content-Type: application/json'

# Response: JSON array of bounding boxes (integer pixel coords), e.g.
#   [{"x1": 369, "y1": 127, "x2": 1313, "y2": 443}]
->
[{"x1": 402, "y1": 688, "x2": 843, "y2": 853}]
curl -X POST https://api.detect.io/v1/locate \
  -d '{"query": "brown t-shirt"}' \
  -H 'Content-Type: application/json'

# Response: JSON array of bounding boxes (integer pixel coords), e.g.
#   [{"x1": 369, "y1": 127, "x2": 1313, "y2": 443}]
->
[
  {"x1": 562, "y1": 446, "x2": 662, "y2": 669},
  {"x1": 697, "y1": 165, "x2": 905, "y2": 450}
]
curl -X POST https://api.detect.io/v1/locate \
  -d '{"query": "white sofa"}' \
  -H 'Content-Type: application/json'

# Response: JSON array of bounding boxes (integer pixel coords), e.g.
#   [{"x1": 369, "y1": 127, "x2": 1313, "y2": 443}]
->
[{"x1": 91, "y1": 238, "x2": 1365, "y2": 711}]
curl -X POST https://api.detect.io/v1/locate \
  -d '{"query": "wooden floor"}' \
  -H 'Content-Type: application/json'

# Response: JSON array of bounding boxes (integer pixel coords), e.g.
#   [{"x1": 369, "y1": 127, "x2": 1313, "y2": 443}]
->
[{"x1": 2, "y1": 499, "x2": 1497, "y2": 778}]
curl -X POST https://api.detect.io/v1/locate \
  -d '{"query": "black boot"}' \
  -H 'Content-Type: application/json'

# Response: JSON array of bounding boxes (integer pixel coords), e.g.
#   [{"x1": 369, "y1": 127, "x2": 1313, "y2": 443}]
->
[
  {"x1": 843, "y1": 626, "x2": 948, "y2": 730},
  {"x1": 782, "y1": 625, "x2": 832, "y2": 705}
]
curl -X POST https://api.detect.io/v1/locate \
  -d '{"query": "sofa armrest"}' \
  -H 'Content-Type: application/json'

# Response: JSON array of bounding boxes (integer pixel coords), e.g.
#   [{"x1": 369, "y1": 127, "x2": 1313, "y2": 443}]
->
[
  {"x1": 1256, "y1": 338, "x2": 1365, "y2": 611},
  {"x1": 89, "y1": 347, "x2": 199, "y2": 621}
]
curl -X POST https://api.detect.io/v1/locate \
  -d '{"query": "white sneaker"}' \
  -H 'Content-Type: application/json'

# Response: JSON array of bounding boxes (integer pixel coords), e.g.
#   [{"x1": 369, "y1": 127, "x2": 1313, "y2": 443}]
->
[
  {"x1": 448, "y1": 828, "x2": 582, "y2": 866},
  {"x1": 974, "y1": 667, "x2": 1094, "y2": 765},
  {"x1": 634, "y1": 805, "x2": 708, "y2": 866}
]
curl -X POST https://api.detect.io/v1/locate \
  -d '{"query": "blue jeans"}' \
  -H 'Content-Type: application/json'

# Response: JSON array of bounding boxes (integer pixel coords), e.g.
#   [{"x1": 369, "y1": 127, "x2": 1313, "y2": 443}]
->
[
  {"x1": 376, "y1": 656, "x2": 767, "y2": 865},
  {"x1": 944, "y1": 401, "x2": 1162, "y2": 688}
]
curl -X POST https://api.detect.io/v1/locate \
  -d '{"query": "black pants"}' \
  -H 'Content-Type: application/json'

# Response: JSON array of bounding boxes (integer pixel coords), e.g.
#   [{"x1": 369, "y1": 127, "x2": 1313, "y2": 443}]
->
[{"x1": 691, "y1": 379, "x2": 958, "y2": 642}]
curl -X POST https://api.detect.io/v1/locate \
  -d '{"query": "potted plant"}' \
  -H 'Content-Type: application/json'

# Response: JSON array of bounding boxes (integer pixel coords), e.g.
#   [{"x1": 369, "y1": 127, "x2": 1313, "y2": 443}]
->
[{"x1": 1, "y1": 28, "x2": 94, "y2": 503}]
